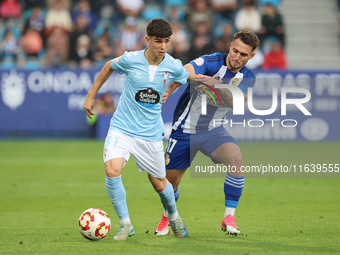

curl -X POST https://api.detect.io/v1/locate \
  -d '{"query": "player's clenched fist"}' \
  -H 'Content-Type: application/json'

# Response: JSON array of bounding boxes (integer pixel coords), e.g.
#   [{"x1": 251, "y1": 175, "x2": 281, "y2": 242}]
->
[{"x1": 84, "y1": 96, "x2": 95, "y2": 119}]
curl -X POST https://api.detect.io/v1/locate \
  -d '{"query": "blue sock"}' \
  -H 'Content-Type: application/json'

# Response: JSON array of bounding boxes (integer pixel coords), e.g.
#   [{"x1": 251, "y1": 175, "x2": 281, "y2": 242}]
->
[
  {"x1": 161, "y1": 186, "x2": 179, "y2": 211},
  {"x1": 105, "y1": 175, "x2": 129, "y2": 220},
  {"x1": 174, "y1": 186, "x2": 179, "y2": 202},
  {"x1": 158, "y1": 181, "x2": 177, "y2": 214},
  {"x1": 224, "y1": 173, "x2": 245, "y2": 210}
]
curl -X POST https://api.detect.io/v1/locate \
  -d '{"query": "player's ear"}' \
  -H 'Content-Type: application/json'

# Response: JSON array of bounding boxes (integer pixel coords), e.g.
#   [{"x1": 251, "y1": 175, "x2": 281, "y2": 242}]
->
[
  {"x1": 229, "y1": 41, "x2": 233, "y2": 49},
  {"x1": 145, "y1": 36, "x2": 150, "y2": 46}
]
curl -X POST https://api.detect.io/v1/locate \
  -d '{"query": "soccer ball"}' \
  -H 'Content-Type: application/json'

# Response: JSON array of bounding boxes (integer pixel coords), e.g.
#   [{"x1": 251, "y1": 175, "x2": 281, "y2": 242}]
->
[{"x1": 78, "y1": 208, "x2": 111, "y2": 241}]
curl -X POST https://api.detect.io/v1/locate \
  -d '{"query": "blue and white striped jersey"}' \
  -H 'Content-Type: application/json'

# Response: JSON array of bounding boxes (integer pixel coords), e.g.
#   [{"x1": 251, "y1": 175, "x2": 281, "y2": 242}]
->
[{"x1": 172, "y1": 52, "x2": 255, "y2": 134}]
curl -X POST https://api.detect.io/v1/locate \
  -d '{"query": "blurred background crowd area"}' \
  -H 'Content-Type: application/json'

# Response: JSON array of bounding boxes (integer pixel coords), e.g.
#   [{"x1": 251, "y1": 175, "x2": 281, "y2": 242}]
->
[{"x1": 0, "y1": 0, "x2": 288, "y2": 71}]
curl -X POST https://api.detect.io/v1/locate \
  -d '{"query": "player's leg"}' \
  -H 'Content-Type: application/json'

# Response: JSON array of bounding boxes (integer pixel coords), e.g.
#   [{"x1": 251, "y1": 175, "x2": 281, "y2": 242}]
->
[
  {"x1": 148, "y1": 175, "x2": 188, "y2": 237},
  {"x1": 105, "y1": 158, "x2": 131, "y2": 224},
  {"x1": 159, "y1": 168, "x2": 187, "y2": 213},
  {"x1": 211, "y1": 142, "x2": 244, "y2": 236},
  {"x1": 154, "y1": 168, "x2": 186, "y2": 235},
  {"x1": 155, "y1": 131, "x2": 194, "y2": 235},
  {"x1": 148, "y1": 175, "x2": 177, "y2": 218},
  {"x1": 164, "y1": 131, "x2": 193, "y2": 205},
  {"x1": 104, "y1": 131, "x2": 134, "y2": 240},
  {"x1": 132, "y1": 137, "x2": 188, "y2": 237},
  {"x1": 166, "y1": 168, "x2": 187, "y2": 191},
  {"x1": 199, "y1": 126, "x2": 243, "y2": 235}
]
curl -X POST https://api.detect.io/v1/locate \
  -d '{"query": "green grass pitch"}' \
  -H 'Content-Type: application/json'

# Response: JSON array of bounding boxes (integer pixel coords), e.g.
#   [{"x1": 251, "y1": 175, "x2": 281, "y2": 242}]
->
[{"x1": 0, "y1": 140, "x2": 339, "y2": 254}]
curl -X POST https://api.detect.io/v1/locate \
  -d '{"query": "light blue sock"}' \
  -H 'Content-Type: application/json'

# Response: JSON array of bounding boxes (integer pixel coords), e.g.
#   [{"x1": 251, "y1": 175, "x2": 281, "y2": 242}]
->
[
  {"x1": 105, "y1": 175, "x2": 129, "y2": 220},
  {"x1": 161, "y1": 186, "x2": 179, "y2": 211},
  {"x1": 158, "y1": 181, "x2": 177, "y2": 215}
]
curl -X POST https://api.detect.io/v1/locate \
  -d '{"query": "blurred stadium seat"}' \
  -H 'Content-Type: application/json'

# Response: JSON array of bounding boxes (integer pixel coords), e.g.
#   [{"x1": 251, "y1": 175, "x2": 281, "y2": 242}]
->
[{"x1": 142, "y1": 4, "x2": 164, "y2": 21}]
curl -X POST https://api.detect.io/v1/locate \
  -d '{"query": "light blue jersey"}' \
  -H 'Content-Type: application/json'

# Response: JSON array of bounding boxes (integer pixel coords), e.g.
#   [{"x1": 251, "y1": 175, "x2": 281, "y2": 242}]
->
[{"x1": 110, "y1": 49, "x2": 189, "y2": 141}]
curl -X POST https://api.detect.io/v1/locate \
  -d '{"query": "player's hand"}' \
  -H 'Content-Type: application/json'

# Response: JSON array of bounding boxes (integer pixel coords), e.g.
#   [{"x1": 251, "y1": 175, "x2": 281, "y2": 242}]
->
[
  {"x1": 196, "y1": 74, "x2": 211, "y2": 79},
  {"x1": 161, "y1": 81, "x2": 181, "y2": 104},
  {"x1": 161, "y1": 89, "x2": 170, "y2": 104},
  {"x1": 84, "y1": 96, "x2": 96, "y2": 119},
  {"x1": 195, "y1": 74, "x2": 222, "y2": 89}
]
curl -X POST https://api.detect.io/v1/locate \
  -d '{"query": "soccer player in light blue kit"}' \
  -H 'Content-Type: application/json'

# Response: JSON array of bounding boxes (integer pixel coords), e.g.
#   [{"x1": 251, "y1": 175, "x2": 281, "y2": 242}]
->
[
  {"x1": 84, "y1": 18, "x2": 189, "y2": 240},
  {"x1": 155, "y1": 30, "x2": 259, "y2": 236}
]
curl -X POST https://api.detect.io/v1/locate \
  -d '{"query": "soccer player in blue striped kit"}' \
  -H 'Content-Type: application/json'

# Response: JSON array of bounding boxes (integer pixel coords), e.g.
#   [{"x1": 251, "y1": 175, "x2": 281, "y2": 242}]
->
[
  {"x1": 84, "y1": 18, "x2": 189, "y2": 240},
  {"x1": 155, "y1": 29, "x2": 259, "y2": 236}
]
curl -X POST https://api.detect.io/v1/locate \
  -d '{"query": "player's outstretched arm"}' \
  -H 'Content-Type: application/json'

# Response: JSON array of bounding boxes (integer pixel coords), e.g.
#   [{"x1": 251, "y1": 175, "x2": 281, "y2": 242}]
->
[
  {"x1": 161, "y1": 62, "x2": 193, "y2": 104},
  {"x1": 186, "y1": 62, "x2": 249, "y2": 109},
  {"x1": 184, "y1": 63, "x2": 198, "y2": 80},
  {"x1": 84, "y1": 60, "x2": 114, "y2": 119},
  {"x1": 161, "y1": 81, "x2": 182, "y2": 104}
]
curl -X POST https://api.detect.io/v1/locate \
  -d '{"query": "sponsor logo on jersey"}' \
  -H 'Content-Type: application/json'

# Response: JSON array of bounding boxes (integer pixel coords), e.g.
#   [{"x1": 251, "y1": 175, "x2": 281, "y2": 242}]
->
[{"x1": 135, "y1": 88, "x2": 160, "y2": 107}]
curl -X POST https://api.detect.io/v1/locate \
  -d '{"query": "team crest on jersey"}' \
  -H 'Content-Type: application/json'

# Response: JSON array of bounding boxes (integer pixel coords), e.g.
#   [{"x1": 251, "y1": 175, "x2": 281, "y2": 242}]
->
[
  {"x1": 165, "y1": 154, "x2": 170, "y2": 165},
  {"x1": 162, "y1": 71, "x2": 170, "y2": 85},
  {"x1": 231, "y1": 78, "x2": 240, "y2": 87},
  {"x1": 135, "y1": 88, "x2": 160, "y2": 107},
  {"x1": 193, "y1": 57, "x2": 204, "y2": 66}
]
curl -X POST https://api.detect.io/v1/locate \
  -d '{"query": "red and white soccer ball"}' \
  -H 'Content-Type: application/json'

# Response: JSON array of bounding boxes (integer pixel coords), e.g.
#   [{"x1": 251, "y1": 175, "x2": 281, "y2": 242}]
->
[{"x1": 78, "y1": 208, "x2": 111, "y2": 241}]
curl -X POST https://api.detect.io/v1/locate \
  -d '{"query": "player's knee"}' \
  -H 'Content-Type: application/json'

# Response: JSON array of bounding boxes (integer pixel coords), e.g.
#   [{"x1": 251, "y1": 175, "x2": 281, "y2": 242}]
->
[
  {"x1": 154, "y1": 185, "x2": 165, "y2": 193},
  {"x1": 105, "y1": 164, "x2": 121, "y2": 178},
  {"x1": 153, "y1": 180, "x2": 167, "y2": 193},
  {"x1": 104, "y1": 158, "x2": 125, "y2": 177},
  {"x1": 227, "y1": 154, "x2": 243, "y2": 170},
  {"x1": 234, "y1": 154, "x2": 243, "y2": 168}
]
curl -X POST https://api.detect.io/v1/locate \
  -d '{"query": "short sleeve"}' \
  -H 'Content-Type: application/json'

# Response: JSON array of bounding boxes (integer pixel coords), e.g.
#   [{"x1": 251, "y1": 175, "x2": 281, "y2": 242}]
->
[
  {"x1": 190, "y1": 56, "x2": 209, "y2": 75},
  {"x1": 111, "y1": 52, "x2": 128, "y2": 74},
  {"x1": 190, "y1": 53, "x2": 224, "y2": 76},
  {"x1": 173, "y1": 65, "x2": 189, "y2": 85}
]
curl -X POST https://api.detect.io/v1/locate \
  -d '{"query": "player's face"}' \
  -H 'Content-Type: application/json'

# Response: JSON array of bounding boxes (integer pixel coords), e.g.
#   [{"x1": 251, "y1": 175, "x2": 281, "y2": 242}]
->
[
  {"x1": 146, "y1": 36, "x2": 171, "y2": 59},
  {"x1": 227, "y1": 38, "x2": 255, "y2": 72}
]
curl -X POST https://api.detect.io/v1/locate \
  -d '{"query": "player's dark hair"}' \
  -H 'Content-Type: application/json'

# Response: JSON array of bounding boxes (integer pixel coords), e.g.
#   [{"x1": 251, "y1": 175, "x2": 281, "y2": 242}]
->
[
  {"x1": 146, "y1": 18, "x2": 172, "y2": 38},
  {"x1": 233, "y1": 29, "x2": 259, "y2": 51}
]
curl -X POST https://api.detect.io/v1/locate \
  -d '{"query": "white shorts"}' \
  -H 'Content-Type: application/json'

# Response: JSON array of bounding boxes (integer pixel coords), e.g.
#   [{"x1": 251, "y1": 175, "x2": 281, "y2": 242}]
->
[{"x1": 103, "y1": 129, "x2": 166, "y2": 178}]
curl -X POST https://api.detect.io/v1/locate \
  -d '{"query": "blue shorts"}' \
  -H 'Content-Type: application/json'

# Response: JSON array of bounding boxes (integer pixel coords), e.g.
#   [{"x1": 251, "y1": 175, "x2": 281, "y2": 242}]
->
[{"x1": 164, "y1": 126, "x2": 238, "y2": 169}]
